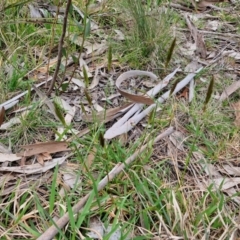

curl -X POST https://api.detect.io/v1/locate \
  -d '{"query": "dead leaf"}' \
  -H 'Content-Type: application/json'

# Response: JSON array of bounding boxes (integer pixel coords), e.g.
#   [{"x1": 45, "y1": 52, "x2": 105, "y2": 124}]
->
[
  {"x1": 62, "y1": 172, "x2": 82, "y2": 190},
  {"x1": 169, "y1": 131, "x2": 185, "y2": 151},
  {"x1": 86, "y1": 217, "x2": 104, "y2": 239},
  {"x1": 36, "y1": 152, "x2": 52, "y2": 166},
  {"x1": 36, "y1": 154, "x2": 44, "y2": 166},
  {"x1": 16, "y1": 141, "x2": 69, "y2": 157},
  {"x1": 0, "y1": 153, "x2": 21, "y2": 162},
  {"x1": 71, "y1": 78, "x2": 86, "y2": 88},
  {"x1": 0, "y1": 107, "x2": 5, "y2": 126},
  {"x1": 0, "y1": 155, "x2": 67, "y2": 174},
  {"x1": 219, "y1": 164, "x2": 240, "y2": 176},
  {"x1": 219, "y1": 81, "x2": 240, "y2": 101},
  {"x1": 88, "y1": 67, "x2": 101, "y2": 90},
  {"x1": 177, "y1": 87, "x2": 189, "y2": 100},
  {"x1": 116, "y1": 71, "x2": 157, "y2": 105},
  {"x1": 202, "y1": 177, "x2": 240, "y2": 191},
  {"x1": 222, "y1": 50, "x2": 240, "y2": 60},
  {"x1": 185, "y1": 15, "x2": 206, "y2": 59},
  {"x1": 193, "y1": 151, "x2": 221, "y2": 177}
]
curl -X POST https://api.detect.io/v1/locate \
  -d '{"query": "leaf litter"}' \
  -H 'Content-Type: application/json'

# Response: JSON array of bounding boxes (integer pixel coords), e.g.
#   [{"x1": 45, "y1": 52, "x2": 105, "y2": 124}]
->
[{"x1": 1, "y1": 0, "x2": 240, "y2": 239}]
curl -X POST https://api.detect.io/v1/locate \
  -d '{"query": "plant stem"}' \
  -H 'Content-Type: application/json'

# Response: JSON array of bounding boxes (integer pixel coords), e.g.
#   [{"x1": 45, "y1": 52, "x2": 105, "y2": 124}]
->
[{"x1": 47, "y1": 0, "x2": 72, "y2": 96}]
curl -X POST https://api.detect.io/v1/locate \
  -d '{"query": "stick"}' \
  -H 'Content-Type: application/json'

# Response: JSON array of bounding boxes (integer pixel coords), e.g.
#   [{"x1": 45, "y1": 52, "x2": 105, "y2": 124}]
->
[
  {"x1": 37, "y1": 127, "x2": 175, "y2": 240},
  {"x1": 47, "y1": 0, "x2": 72, "y2": 95}
]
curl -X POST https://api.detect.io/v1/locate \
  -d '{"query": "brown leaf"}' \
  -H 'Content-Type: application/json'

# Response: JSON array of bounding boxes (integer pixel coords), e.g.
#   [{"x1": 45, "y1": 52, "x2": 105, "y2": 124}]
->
[
  {"x1": 116, "y1": 71, "x2": 155, "y2": 105},
  {"x1": 16, "y1": 141, "x2": 69, "y2": 157},
  {"x1": 36, "y1": 154, "x2": 44, "y2": 166},
  {"x1": 36, "y1": 152, "x2": 52, "y2": 166},
  {"x1": 0, "y1": 107, "x2": 5, "y2": 126},
  {"x1": 176, "y1": 87, "x2": 189, "y2": 99}
]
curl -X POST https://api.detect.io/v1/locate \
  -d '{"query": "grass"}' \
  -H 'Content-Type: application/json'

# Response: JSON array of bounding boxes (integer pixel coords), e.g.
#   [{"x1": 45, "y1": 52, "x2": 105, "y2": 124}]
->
[
  {"x1": 0, "y1": 0, "x2": 240, "y2": 239},
  {"x1": 111, "y1": 0, "x2": 173, "y2": 69}
]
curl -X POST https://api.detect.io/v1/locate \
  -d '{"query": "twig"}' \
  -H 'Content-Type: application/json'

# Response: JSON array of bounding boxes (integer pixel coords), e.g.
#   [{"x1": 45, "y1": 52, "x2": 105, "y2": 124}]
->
[
  {"x1": 47, "y1": 0, "x2": 72, "y2": 96},
  {"x1": 37, "y1": 127, "x2": 175, "y2": 240}
]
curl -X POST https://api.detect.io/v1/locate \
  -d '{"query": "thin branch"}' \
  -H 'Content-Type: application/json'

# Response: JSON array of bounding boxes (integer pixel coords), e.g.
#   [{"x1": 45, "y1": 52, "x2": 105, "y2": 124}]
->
[
  {"x1": 37, "y1": 127, "x2": 175, "y2": 240},
  {"x1": 47, "y1": 0, "x2": 72, "y2": 96}
]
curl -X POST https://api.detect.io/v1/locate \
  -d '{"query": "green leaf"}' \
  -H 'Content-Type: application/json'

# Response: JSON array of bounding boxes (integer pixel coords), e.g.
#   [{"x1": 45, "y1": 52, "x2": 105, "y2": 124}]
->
[
  {"x1": 53, "y1": 101, "x2": 66, "y2": 126},
  {"x1": 61, "y1": 82, "x2": 69, "y2": 92},
  {"x1": 84, "y1": 19, "x2": 91, "y2": 38},
  {"x1": 76, "y1": 191, "x2": 95, "y2": 227},
  {"x1": 49, "y1": 165, "x2": 58, "y2": 214},
  {"x1": 71, "y1": 55, "x2": 79, "y2": 65},
  {"x1": 62, "y1": 47, "x2": 67, "y2": 58}
]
